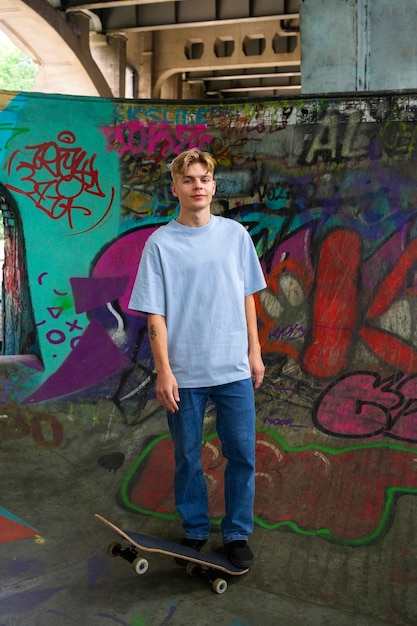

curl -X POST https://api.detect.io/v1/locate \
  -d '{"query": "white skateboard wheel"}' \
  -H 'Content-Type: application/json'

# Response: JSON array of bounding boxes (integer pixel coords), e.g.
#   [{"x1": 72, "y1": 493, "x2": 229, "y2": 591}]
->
[
  {"x1": 212, "y1": 578, "x2": 228, "y2": 594},
  {"x1": 132, "y1": 557, "x2": 149, "y2": 575}
]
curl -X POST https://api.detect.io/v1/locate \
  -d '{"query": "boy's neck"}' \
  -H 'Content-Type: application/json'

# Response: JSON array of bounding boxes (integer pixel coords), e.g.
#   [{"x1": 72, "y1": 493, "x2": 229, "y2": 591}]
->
[{"x1": 176, "y1": 208, "x2": 211, "y2": 228}]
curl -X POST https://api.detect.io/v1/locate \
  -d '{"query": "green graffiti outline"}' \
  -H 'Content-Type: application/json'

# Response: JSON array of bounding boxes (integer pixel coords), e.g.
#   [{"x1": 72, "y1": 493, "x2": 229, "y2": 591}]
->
[{"x1": 120, "y1": 430, "x2": 417, "y2": 546}]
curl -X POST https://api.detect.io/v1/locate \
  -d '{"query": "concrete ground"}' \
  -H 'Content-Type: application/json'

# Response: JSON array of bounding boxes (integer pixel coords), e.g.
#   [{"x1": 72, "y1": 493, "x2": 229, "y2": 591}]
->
[{"x1": 1, "y1": 397, "x2": 416, "y2": 626}]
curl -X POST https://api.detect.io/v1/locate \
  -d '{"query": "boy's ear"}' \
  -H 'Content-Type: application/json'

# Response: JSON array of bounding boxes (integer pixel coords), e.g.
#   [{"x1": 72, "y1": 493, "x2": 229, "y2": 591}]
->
[{"x1": 171, "y1": 182, "x2": 178, "y2": 197}]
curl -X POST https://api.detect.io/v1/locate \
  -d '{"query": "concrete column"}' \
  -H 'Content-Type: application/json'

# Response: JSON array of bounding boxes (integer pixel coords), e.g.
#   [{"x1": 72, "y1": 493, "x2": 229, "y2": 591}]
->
[
  {"x1": 90, "y1": 32, "x2": 127, "y2": 98},
  {"x1": 126, "y1": 32, "x2": 153, "y2": 99},
  {"x1": 160, "y1": 73, "x2": 181, "y2": 99},
  {"x1": 181, "y1": 79, "x2": 206, "y2": 100}
]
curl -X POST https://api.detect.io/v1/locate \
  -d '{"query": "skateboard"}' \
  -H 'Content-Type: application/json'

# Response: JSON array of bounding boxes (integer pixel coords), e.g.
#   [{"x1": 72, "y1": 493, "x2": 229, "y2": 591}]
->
[{"x1": 95, "y1": 513, "x2": 249, "y2": 594}]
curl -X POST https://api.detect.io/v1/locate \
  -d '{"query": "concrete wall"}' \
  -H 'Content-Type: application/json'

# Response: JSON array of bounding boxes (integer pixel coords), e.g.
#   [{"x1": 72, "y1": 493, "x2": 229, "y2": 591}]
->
[
  {"x1": 301, "y1": 0, "x2": 417, "y2": 94},
  {"x1": 2, "y1": 89, "x2": 417, "y2": 548}
]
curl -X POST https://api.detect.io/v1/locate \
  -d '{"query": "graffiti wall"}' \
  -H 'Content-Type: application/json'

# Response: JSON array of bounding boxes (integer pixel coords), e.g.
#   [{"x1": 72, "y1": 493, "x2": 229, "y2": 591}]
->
[{"x1": 2, "y1": 90, "x2": 417, "y2": 549}]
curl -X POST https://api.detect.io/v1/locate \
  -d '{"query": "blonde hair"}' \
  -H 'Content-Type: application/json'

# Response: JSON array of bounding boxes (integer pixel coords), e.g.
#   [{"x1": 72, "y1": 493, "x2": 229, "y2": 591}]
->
[{"x1": 170, "y1": 150, "x2": 215, "y2": 181}]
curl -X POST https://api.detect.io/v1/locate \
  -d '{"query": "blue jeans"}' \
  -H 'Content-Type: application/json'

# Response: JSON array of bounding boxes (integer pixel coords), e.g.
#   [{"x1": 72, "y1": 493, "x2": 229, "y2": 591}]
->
[{"x1": 167, "y1": 378, "x2": 256, "y2": 544}]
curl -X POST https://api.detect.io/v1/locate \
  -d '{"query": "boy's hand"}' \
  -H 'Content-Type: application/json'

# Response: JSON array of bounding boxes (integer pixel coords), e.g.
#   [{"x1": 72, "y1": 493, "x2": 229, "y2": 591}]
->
[
  {"x1": 249, "y1": 352, "x2": 265, "y2": 389},
  {"x1": 155, "y1": 370, "x2": 180, "y2": 412}
]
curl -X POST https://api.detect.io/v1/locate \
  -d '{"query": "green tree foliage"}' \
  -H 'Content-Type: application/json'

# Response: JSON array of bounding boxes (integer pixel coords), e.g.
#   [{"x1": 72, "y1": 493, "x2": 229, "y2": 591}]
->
[{"x1": 0, "y1": 38, "x2": 37, "y2": 92}]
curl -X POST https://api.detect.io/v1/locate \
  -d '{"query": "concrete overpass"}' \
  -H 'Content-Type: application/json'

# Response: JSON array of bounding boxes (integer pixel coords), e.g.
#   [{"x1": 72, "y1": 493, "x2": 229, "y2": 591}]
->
[{"x1": 0, "y1": 0, "x2": 301, "y2": 99}]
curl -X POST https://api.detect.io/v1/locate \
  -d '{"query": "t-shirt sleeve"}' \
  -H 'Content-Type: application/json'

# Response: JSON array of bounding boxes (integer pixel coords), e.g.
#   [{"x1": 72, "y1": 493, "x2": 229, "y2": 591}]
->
[
  {"x1": 128, "y1": 242, "x2": 166, "y2": 315},
  {"x1": 243, "y1": 229, "x2": 267, "y2": 296}
]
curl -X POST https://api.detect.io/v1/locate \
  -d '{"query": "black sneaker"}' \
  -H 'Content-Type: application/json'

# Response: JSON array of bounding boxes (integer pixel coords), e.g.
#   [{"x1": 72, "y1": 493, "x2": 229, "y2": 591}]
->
[
  {"x1": 224, "y1": 540, "x2": 254, "y2": 568},
  {"x1": 175, "y1": 537, "x2": 207, "y2": 566}
]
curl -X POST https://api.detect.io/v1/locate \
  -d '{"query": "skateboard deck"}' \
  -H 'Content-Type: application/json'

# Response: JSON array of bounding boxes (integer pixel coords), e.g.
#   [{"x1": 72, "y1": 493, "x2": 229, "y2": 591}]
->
[{"x1": 95, "y1": 513, "x2": 249, "y2": 593}]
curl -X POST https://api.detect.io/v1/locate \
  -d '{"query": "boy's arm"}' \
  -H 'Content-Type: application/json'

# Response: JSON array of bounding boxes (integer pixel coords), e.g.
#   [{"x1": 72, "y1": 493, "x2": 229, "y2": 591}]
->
[
  {"x1": 245, "y1": 294, "x2": 265, "y2": 389},
  {"x1": 148, "y1": 313, "x2": 180, "y2": 412}
]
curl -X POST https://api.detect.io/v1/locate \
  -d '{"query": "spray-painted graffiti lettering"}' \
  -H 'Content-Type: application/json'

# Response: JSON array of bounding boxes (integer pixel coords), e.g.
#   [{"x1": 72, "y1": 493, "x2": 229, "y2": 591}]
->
[
  {"x1": 262, "y1": 415, "x2": 295, "y2": 427},
  {"x1": 381, "y1": 120, "x2": 417, "y2": 157},
  {"x1": 116, "y1": 104, "x2": 208, "y2": 126},
  {"x1": 35, "y1": 274, "x2": 83, "y2": 359},
  {"x1": 0, "y1": 411, "x2": 63, "y2": 447},
  {"x1": 314, "y1": 370, "x2": 417, "y2": 443},
  {"x1": 298, "y1": 109, "x2": 417, "y2": 165},
  {"x1": 257, "y1": 228, "x2": 417, "y2": 378},
  {"x1": 305, "y1": 230, "x2": 417, "y2": 376},
  {"x1": 300, "y1": 110, "x2": 370, "y2": 164},
  {"x1": 5, "y1": 131, "x2": 114, "y2": 234},
  {"x1": 269, "y1": 323, "x2": 307, "y2": 342},
  {"x1": 102, "y1": 122, "x2": 212, "y2": 161},
  {"x1": 120, "y1": 432, "x2": 417, "y2": 546}
]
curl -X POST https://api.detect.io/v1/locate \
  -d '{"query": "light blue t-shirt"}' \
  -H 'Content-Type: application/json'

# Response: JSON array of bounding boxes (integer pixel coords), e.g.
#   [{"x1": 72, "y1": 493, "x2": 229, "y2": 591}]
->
[{"x1": 129, "y1": 215, "x2": 266, "y2": 387}]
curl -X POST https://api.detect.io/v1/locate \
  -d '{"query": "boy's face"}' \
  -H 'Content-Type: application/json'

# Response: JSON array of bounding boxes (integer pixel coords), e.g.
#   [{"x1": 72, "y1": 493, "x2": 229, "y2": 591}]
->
[{"x1": 171, "y1": 162, "x2": 216, "y2": 215}]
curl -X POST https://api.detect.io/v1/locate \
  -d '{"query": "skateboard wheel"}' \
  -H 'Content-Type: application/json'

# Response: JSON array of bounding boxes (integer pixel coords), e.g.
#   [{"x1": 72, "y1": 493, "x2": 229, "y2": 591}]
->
[
  {"x1": 185, "y1": 562, "x2": 200, "y2": 577},
  {"x1": 132, "y1": 557, "x2": 149, "y2": 575},
  {"x1": 107, "y1": 541, "x2": 122, "y2": 557},
  {"x1": 212, "y1": 578, "x2": 228, "y2": 594}
]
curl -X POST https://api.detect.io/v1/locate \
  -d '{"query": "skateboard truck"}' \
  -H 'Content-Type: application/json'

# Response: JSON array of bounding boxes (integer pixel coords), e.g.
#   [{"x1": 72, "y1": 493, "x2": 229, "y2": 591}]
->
[
  {"x1": 107, "y1": 541, "x2": 149, "y2": 576},
  {"x1": 184, "y1": 562, "x2": 228, "y2": 594}
]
